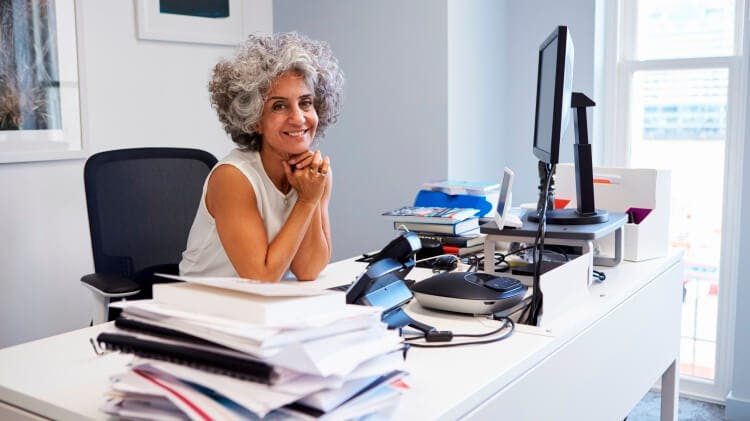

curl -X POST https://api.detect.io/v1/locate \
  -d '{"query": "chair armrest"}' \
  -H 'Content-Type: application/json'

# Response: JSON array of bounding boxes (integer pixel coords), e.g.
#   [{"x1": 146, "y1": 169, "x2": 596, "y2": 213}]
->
[{"x1": 81, "y1": 273, "x2": 141, "y2": 297}]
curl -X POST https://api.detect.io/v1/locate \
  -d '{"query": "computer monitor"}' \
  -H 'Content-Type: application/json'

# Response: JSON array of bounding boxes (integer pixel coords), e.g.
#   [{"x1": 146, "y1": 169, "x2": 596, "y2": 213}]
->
[
  {"x1": 529, "y1": 25, "x2": 608, "y2": 225},
  {"x1": 532, "y1": 26, "x2": 573, "y2": 165}
]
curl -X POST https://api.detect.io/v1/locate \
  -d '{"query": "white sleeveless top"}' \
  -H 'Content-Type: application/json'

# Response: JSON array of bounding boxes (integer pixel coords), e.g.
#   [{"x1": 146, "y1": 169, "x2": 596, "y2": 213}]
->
[{"x1": 179, "y1": 149, "x2": 297, "y2": 277}]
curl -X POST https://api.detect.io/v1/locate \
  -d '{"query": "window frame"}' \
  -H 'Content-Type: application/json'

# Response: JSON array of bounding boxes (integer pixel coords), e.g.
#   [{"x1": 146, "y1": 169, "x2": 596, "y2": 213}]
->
[{"x1": 599, "y1": 0, "x2": 748, "y2": 402}]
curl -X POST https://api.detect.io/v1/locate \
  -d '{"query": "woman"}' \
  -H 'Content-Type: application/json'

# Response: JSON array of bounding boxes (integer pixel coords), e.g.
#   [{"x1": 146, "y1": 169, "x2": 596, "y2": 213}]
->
[{"x1": 179, "y1": 32, "x2": 344, "y2": 281}]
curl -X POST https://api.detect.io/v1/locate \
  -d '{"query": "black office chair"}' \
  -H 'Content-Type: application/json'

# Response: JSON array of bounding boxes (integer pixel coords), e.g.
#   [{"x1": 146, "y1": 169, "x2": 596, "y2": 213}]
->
[{"x1": 81, "y1": 147, "x2": 218, "y2": 324}]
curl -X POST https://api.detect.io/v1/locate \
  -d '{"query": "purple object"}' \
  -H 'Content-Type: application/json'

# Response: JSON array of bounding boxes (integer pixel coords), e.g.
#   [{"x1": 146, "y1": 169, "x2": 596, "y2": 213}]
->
[{"x1": 626, "y1": 207, "x2": 652, "y2": 224}]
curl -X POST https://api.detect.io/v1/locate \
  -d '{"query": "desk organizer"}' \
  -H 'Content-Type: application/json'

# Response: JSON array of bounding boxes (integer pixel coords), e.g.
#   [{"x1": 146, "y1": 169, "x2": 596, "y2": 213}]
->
[{"x1": 554, "y1": 164, "x2": 671, "y2": 262}]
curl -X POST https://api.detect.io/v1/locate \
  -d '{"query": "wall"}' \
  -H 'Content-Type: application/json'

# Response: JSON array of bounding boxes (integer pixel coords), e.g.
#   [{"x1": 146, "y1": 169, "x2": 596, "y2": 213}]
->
[
  {"x1": 446, "y1": 0, "x2": 507, "y2": 181},
  {"x1": 0, "y1": 0, "x2": 271, "y2": 347},
  {"x1": 273, "y1": 0, "x2": 450, "y2": 261}
]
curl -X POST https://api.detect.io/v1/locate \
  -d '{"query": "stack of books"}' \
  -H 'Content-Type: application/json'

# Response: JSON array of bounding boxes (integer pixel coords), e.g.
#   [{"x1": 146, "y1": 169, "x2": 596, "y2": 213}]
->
[
  {"x1": 382, "y1": 206, "x2": 480, "y2": 236},
  {"x1": 96, "y1": 275, "x2": 408, "y2": 419},
  {"x1": 418, "y1": 231, "x2": 487, "y2": 256}
]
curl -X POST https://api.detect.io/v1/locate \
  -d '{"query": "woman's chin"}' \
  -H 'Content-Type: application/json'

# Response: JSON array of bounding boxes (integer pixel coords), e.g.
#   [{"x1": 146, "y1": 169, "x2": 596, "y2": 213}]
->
[{"x1": 287, "y1": 141, "x2": 313, "y2": 154}]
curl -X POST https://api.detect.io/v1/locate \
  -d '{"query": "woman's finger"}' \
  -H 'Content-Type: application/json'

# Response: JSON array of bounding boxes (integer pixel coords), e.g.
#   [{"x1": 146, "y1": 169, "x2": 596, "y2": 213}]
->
[
  {"x1": 319, "y1": 156, "x2": 330, "y2": 175},
  {"x1": 310, "y1": 150, "x2": 323, "y2": 170},
  {"x1": 289, "y1": 151, "x2": 314, "y2": 168}
]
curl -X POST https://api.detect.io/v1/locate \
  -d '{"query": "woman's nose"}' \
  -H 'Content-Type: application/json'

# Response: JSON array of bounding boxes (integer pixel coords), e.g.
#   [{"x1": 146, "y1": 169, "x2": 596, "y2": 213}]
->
[{"x1": 288, "y1": 105, "x2": 306, "y2": 123}]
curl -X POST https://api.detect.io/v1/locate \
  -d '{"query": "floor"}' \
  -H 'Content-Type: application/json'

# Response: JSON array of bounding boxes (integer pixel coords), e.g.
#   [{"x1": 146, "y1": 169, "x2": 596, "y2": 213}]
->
[{"x1": 628, "y1": 391, "x2": 726, "y2": 420}]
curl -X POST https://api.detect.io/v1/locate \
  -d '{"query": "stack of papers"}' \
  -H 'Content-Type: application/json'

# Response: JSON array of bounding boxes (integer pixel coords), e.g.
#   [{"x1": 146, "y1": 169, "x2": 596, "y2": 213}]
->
[{"x1": 97, "y1": 275, "x2": 409, "y2": 419}]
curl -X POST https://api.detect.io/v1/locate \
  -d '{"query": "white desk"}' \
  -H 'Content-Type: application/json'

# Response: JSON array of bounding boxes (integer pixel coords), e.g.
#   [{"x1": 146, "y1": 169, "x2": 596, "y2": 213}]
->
[{"x1": 0, "y1": 254, "x2": 682, "y2": 420}]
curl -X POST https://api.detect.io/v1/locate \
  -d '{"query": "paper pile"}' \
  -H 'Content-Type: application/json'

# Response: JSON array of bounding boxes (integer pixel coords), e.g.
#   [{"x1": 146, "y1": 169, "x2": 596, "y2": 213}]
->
[{"x1": 96, "y1": 276, "x2": 409, "y2": 419}]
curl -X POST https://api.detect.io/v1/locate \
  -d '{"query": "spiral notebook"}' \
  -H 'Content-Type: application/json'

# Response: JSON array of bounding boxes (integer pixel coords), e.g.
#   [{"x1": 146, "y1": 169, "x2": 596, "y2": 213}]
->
[{"x1": 97, "y1": 326, "x2": 276, "y2": 384}]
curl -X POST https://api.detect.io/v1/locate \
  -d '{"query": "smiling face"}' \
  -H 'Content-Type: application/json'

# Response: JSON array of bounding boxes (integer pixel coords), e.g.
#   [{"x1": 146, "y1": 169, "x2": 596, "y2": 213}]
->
[{"x1": 256, "y1": 72, "x2": 318, "y2": 158}]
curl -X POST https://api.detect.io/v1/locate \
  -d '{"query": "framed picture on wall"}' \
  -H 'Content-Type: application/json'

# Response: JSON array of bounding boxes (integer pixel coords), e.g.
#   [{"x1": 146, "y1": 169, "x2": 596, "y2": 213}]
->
[
  {"x1": 135, "y1": 0, "x2": 244, "y2": 46},
  {"x1": 0, "y1": 1, "x2": 85, "y2": 163}
]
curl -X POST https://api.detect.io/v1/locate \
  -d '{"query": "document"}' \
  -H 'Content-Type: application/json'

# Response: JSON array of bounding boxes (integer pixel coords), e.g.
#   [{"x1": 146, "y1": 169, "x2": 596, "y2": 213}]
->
[
  {"x1": 271, "y1": 348, "x2": 407, "y2": 396},
  {"x1": 155, "y1": 273, "x2": 326, "y2": 296},
  {"x1": 114, "y1": 300, "x2": 383, "y2": 346},
  {"x1": 264, "y1": 327, "x2": 403, "y2": 377},
  {"x1": 108, "y1": 368, "x2": 261, "y2": 419},
  {"x1": 129, "y1": 359, "x2": 305, "y2": 417}
]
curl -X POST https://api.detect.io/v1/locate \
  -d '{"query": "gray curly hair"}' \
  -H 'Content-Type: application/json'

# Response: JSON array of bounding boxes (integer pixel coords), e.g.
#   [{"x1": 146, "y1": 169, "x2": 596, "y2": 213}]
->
[{"x1": 209, "y1": 32, "x2": 344, "y2": 150}]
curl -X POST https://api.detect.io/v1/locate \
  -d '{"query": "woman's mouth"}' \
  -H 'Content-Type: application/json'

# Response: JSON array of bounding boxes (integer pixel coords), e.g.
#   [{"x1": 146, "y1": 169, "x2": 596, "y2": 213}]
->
[{"x1": 284, "y1": 129, "x2": 308, "y2": 137}]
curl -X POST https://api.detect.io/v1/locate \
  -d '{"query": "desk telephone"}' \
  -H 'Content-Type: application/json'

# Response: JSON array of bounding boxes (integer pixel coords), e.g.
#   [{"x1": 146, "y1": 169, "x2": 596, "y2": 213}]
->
[{"x1": 343, "y1": 232, "x2": 527, "y2": 333}]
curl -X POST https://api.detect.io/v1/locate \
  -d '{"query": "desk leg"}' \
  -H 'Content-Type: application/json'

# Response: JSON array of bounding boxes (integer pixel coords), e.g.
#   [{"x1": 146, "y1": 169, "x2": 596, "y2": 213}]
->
[
  {"x1": 660, "y1": 359, "x2": 679, "y2": 421},
  {"x1": 593, "y1": 226, "x2": 624, "y2": 267}
]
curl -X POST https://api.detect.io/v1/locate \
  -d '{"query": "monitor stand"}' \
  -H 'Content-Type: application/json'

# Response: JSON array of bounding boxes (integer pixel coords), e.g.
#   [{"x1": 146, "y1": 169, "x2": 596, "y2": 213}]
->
[{"x1": 528, "y1": 92, "x2": 609, "y2": 225}]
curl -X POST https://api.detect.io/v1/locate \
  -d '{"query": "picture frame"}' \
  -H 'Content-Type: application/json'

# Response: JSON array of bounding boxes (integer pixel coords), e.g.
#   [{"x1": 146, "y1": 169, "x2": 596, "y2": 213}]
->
[
  {"x1": 0, "y1": 1, "x2": 86, "y2": 163},
  {"x1": 135, "y1": 0, "x2": 244, "y2": 46}
]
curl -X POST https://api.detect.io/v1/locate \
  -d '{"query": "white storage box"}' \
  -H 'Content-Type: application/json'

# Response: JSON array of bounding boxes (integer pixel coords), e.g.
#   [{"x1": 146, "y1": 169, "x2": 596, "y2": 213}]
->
[{"x1": 554, "y1": 164, "x2": 671, "y2": 262}]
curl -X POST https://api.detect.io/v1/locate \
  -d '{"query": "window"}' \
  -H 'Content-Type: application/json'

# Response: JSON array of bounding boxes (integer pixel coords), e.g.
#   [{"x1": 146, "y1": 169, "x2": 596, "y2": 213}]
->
[{"x1": 605, "y1": 0, "x2": 746, "y2": 400}]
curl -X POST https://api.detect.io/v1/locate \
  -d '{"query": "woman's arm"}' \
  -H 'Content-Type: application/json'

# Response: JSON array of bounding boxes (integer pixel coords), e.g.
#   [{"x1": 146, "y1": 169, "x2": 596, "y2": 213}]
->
[
  {"x1": 289, "y1": 170, "x2": 332, "y2": 280},
  {"x1": 206, "y1": 163, "x2": 325, "y2": 282}
]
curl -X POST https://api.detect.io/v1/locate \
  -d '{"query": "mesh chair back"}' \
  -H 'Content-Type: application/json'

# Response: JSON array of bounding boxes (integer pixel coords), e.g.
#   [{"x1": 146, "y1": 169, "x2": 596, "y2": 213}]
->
[{"x1": 83, "y1": 148, "x2": 217, "y2": 288}]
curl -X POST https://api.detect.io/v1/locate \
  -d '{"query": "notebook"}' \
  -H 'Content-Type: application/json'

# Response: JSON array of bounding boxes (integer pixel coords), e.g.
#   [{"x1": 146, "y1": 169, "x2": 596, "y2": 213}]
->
[{"x1": 97, "y1": 320, "x2": 276, "y2": 384}]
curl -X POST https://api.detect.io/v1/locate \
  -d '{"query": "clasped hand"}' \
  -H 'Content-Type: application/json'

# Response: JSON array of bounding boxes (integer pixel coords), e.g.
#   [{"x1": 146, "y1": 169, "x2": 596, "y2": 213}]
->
[{"x1": 283, "y1": 150, "x2": 330, "y2": 204}]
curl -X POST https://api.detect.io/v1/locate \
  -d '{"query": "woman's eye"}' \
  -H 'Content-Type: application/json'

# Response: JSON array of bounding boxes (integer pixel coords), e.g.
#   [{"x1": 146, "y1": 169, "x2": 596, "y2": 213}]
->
[
  {"x1": 300, "y1": 99, "x2": 314, "y2": 110},
  {"x1": 271, "y1": 102, "x2": 287, "y2": 112}
]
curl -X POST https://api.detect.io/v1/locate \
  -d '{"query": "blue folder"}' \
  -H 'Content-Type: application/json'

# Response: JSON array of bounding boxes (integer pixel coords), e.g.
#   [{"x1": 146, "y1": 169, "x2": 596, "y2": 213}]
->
[{"x1": 414, "y1": 190, "x2": 491, "y2": 217}]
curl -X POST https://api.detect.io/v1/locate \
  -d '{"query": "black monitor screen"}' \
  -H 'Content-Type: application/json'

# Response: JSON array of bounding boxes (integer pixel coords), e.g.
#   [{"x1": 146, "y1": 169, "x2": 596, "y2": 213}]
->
[{"x1": 533, "y1": 26, "x2": 572, "y2": 165}]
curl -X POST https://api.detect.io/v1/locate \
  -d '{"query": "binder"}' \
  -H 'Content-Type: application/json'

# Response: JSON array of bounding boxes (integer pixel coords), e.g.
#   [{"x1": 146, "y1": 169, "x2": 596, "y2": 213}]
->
[
  {"x1": 114, "y1": 316, "x2": 220, "y2": 348},
  {"x1": 96, "y1": 331, "x2": 276, "y2": 384}
]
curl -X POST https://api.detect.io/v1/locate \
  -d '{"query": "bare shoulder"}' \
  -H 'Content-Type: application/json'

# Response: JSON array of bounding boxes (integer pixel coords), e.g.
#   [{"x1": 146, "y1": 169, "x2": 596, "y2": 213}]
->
[{"x1": 206, "y1": 164, "x2": 256, "y2": 216}]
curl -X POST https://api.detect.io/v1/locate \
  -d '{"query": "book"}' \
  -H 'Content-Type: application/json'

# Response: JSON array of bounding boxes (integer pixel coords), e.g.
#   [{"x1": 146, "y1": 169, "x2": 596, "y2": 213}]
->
[
  {"x1": 381, "y1": 206, "x2": 478, "y2": 224},
  {"x1": 392, "y1": 218, "x2": 479, "y2": 235},
  {"x1": 416, "y1": 232, "x2": 486, "y2": 247},
  {"x1": 96, "y1": 331, "x2": 277, "y2": 384},
  {"x1": 421, "y1": 179, "x2": 499, "y2": 195},
  {"x1": 152, "y1": 281, "x2": 344, "y2": 326},
  {"x1": 442, "y1": 244, "x2": 484, "y2": 256}
]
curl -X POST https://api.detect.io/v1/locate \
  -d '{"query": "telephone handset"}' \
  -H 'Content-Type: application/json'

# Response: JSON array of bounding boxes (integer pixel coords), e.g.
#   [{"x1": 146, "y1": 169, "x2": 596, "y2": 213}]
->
[
  {"x1": 346, "y1": 232, "x2": 436, "y2": 334},
  {"x1": 346, "y1": 231, "x2": 421, "y2": 304}
]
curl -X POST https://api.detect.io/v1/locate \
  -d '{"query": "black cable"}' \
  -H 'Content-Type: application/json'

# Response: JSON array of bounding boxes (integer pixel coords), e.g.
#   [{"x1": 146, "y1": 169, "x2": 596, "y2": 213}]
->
[
  {"x1": 403, "y1": 317, "x2": 515, "y2": 348},
  {"x1": 525, "y1": 163, "x2": 554, "y2": 326},
  {"x1": 492, "y1": 245, "x2": 537, "y2": 273},
  {"x1": 403, "y1": 318, "x2": 509, "y2": 341},
  {"x1": 462, "y1": 254, "x2": 481, "y2": 273},
  {"x1": 541, "y1": 246, "x2": 569, "y2": 262}
]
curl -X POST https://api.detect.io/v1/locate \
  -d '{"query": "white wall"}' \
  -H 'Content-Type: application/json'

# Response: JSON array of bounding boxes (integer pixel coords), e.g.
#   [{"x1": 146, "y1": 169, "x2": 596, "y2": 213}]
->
[
  {"x1": 273, "y1": 0, "x2": 510, "y2": 261},
  {"x1": 0, "y1": 0, "x2": 271, "y2": 347},
  {"x1": 274, "y1": 0, "x2": 450, "y2": 261},
  {"x1": 447, "y1": 0, "x2": 507, "y2": 181}
]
